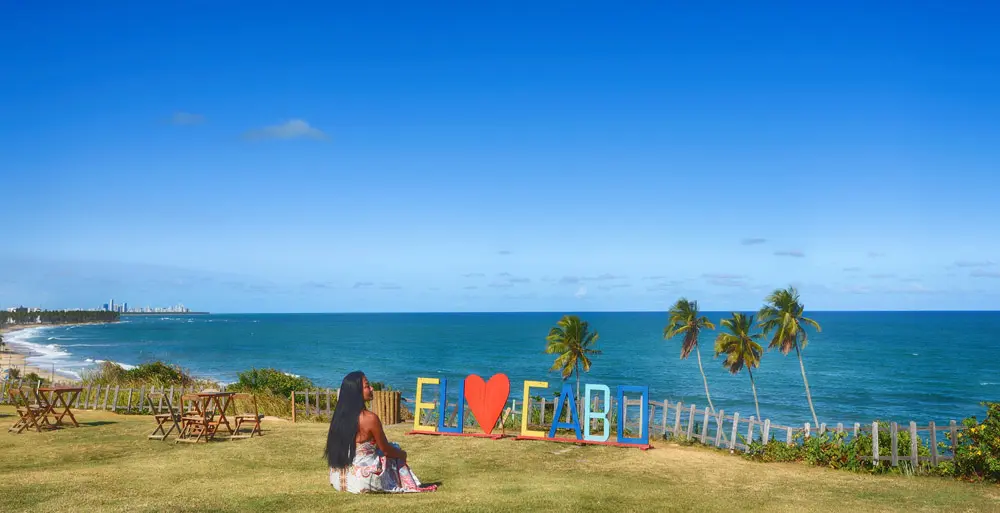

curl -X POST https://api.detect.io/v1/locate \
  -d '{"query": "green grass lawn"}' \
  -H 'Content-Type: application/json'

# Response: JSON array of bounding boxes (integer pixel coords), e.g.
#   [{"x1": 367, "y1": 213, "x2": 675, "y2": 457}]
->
[{"x1": 1, "y1": 406, "x2": 998, "y2": 512}]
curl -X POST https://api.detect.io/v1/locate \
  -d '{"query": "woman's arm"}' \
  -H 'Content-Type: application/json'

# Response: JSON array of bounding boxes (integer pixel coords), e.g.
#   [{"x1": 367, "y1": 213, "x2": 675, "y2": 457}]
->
[{"x1": 360, "y1": 411, "x2": 407, "y2": 461}]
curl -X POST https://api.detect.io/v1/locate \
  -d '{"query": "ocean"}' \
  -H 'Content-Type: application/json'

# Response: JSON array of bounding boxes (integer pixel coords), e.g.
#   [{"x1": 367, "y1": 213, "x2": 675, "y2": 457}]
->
[{"x1": 5, "y1": 311, "x2": 998, "y2": 427}]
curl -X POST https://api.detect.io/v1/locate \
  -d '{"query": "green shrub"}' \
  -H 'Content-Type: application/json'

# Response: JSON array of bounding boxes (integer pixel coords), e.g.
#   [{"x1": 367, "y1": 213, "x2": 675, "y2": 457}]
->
[
  {"x1": 949, "y1": 402, "x2": 1000, "y2": 482},
  {"x1": 80, "y1": 360, "x2": 207, "y2": 388},
  {"x1": 22, "y1": 372, "x2": 50, "y2": 387},
  {"x1": 229, "y1": 368, "x2": 314, "y2": 398}
]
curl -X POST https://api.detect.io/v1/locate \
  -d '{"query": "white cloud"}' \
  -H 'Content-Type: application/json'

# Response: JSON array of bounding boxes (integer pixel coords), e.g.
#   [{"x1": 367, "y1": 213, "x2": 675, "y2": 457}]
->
[
  {"x1": 954, "y1": 260, "x2": 995, "y2": 268},
  {"x1": 245, "y1": 119, "x2": 328, "y2": 141},
  {"x1": 171, "y1": 112, "x2": 205, "y2": 125},
  {"x1": 575, "y1": 286, "x2": 587, "y2": 298},
  {"x1": 774, "y1": 250, "x2": 805, "y2": 258}
]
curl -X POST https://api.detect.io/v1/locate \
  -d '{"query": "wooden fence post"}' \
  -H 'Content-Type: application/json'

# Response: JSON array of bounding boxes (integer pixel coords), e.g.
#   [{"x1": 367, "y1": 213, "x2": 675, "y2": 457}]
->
[
  {"x1": 686, "y1": 404, "x2": 696, "y2": 440},
  {"x1": 762, "y1": 419, "x2": 771, "y2": 444},
  {"x1": 714, "y1": 410, "x2": 724, "y2": 447},
  {"x1": 745, "y1": 417, "x2": 755, "y2": 451},
  {"x1": 291, "y1": 391, "x2": 296, "y2": 422},
  {"x1": 112, "y1": 386, "x2": 120, "y2": 412},
  {"x1": 854, "y1": 422, "x2": 860, "y2": 439},
  {"x1": 786, "y1": 426, "x2": 793, "y2": 445},
  {"x1": 700, "y1": 408, "x2": 710, "y2": 444},
  {"x1": 729, "y1": 412, "x2": 739, "y2": 450},
  {"x1": 890, "y1": 422, "x2": 898, "y2": 466},
  {"x1": 661, "y1": 400, "x2": 669, "y2": 437},
  {"x1": 910, "y1": 421, "x2": 918, "y2": 470},
  {"x1": 804, "y1": 422, "x2": 810, "y2": 439},
  {"x1": 872, "y1": 422, "x2": 879, "y2": 467},
  {"x1": 930, "y1": 421, "x2": 938, "y2": 466},
  {"x1": 673, "y1": 401, "x2": 682, "y2": 438}
]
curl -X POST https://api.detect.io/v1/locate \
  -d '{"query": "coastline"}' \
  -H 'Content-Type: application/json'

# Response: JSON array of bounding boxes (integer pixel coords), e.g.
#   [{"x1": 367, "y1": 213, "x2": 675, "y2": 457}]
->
[{"x1": 1, "y1": 322, "x2": 114, "y2": 384}]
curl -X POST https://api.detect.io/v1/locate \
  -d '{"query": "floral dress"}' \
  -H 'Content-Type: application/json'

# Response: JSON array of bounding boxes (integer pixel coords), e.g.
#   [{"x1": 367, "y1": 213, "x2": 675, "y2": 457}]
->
[{"x1": 329, "y1": 441, "x2": 436, "y2": 493}]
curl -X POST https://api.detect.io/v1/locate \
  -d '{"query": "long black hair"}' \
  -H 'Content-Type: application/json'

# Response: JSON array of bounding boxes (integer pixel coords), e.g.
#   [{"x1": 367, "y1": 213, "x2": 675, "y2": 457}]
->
[{"x1": 325, "y1": 370, "x2": 366, "y2": 469}]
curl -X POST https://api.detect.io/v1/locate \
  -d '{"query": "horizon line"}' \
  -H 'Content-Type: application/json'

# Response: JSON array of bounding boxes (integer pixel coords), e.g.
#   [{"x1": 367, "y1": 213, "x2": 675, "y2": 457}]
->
[{"x1": 188, "y1": 308, "x2": 1000, "y2": 315}]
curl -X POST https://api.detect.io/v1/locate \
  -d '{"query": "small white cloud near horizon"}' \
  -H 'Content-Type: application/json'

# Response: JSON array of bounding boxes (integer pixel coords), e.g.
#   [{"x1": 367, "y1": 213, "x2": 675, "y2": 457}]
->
[
  {"x1": 774, "y1": 250, "x2": 805, "y2": 258},
  {"x1": 575, "y1": 286, "x2": 587, "y2": 298},
  {"x1": 954, "y1": 260, "x2": 995, "y2": 268},
  {"x1": 245, "y1": 119, "x2": 328, "y2": 141},
  {"x1": 171, "y1": 112, "x2": 205, "y2": 125}
]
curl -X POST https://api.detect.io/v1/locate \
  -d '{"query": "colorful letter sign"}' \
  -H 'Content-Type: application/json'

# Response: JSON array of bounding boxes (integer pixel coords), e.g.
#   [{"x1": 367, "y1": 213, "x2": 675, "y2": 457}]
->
[{"x1": 407, "y1": 372, "x2": 652, "y2": 449}]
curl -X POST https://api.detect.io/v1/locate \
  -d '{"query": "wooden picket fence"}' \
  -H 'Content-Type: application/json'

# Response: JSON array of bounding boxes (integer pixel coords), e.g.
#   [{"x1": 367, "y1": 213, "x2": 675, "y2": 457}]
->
[
  {"x1": 407, "y1": 393, "x2": 966, "y2": 470},
  {"x1": 0, "y1": 379, "x2": 232, "y2": 415},
  {"x1": 289, "y1": 389, "x2": 400, "y2": 425}
]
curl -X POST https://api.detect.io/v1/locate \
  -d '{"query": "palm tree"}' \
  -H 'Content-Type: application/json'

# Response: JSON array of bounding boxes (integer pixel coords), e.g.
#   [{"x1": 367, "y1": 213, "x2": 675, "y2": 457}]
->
[
  {"x1": 715, "y1": 312, "x2": 764, "y2": 420},
  {"x1": 545, "y1": 315, "x2": 601, "y2": 415},
  {"x1": 664, "y1": 298, "x2": 717, "y2": 412},
  {"x1": 757, "y1": 286, "x2": 822, "y2": 426}
]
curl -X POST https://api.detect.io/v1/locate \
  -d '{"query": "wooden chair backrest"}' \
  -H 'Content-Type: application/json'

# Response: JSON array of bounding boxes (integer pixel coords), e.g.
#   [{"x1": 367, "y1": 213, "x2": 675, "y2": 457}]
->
[{"x1": 8, "y1": 387, "x2": 33, "y2": 409}]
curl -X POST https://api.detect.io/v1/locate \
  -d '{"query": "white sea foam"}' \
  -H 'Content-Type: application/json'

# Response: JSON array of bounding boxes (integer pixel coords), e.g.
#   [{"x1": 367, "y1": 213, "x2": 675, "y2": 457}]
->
[
  {"x1": 981, "y1": 382, "x2": 998, "y2": 386},
  {"x1": 2, "y1": 326, "x2": 126, "y2": 380},
  {"x1": 283, "y1": 372, "x2": 301, "y2": 378}
]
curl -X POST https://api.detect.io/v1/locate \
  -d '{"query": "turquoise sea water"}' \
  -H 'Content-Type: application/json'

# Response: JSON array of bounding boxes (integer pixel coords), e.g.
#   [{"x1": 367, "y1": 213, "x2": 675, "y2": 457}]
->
[{"x1": 6, "y1": 312, "x2": 998, "y2": 426}]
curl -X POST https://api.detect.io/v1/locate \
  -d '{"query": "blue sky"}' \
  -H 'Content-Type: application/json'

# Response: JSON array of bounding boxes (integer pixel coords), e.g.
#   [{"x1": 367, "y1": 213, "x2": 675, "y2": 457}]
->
[{"x1": 2, "y1": 2, "x2": 998, "y2": 313}]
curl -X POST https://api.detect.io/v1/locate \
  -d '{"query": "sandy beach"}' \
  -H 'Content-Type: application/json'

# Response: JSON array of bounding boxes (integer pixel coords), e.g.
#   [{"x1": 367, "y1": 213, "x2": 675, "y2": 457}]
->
[{"x1": 0, "y1": 323, "x2": 109, "y2": 384}]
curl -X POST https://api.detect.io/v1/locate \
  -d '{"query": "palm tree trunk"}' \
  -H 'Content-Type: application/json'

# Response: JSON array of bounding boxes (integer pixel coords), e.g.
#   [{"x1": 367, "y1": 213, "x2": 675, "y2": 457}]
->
[
  {"x1": 795, "y1": 345, "x2": 819, "y2": 426},
  {"x1": 575, "y1": 361, "x2": 581, "y2": 427},
  {"x1": 695, "y1": 346, "x2": 715, "y2": 412},
  {"x1": 748, "y1": 367, "x2": 761, "y2": 421}
]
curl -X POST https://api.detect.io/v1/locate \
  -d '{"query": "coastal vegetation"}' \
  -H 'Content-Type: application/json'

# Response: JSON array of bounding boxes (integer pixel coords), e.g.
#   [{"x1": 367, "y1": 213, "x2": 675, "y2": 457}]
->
[
  {"x1": 713, "y1": 312, "x2": 764, "y2": 420},
  {"x1": 757, "y1": 286, "x2": 822, "y2": 426},
  {"x1": 663, "y1": 299, "x2": 717, "y2": 412},
  {"x1": 1, "y1": 308, "x2": 120, "y2": 325},
  {"x1": 659, "y1": 285, "x2": 822, "y2": 425},
  {"x1": 230, "y1": 367, "x2": 314, "y2": 398},
  {"x1": 544, "y1": 314, "x2": 601, "y2": 415},
  {"x1": 1, "y1": 406, "x2": 997, "y2": 512},
  {"x1": 81, "y1": 360, "x2": 205, "y2": 388}
]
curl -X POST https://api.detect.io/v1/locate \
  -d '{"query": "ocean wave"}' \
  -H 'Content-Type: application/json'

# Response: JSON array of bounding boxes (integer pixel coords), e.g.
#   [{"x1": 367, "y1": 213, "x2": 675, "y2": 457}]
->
[
  {"x1": 981, "y1": 382, "x2": 998, "y2": 386},
  {"x1": 2, "y1": 326, "x2": 127, "y2": 379}
]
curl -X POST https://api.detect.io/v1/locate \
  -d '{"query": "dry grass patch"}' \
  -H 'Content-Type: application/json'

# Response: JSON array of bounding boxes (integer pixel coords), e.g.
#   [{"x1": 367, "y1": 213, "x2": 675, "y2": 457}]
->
[{"x1": 0, "y1": 407, "x2": 998, "y2": 512}]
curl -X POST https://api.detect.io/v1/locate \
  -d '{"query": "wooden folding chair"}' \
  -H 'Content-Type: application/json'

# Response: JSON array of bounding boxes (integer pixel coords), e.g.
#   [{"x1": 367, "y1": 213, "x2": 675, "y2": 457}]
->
[
  {"x1": 8, "y1": 387, "x2": 49, "y2": 434},
  {"x1": 231, "y1": 393, "x2": 263, "y2": 439},
  {"x1": 146, "y1": 392, "x2": 182, "y2": 440},
  {"x1": 176, "y1": 393, "x2": 214, "y2": 443}
]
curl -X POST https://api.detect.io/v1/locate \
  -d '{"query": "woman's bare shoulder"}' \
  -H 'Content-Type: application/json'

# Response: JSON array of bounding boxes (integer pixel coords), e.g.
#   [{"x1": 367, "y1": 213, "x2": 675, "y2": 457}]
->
[{"x1": 358, "y1": 410, "x2": 382, "y2": 426}]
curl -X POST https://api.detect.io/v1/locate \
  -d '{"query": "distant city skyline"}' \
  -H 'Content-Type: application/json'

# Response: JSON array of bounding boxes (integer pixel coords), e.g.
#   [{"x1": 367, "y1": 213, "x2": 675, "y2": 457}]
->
[
  {"x1": 102, "y1": 298, "x2": 191, "y2": 314},
  {"x1": 1, "y1": 3, "x2": 998, "y2": 313}
]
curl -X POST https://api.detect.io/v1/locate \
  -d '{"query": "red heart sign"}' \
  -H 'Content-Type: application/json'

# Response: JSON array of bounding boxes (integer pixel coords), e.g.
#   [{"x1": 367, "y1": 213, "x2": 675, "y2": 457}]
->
[{"x1": 463, "y1": 373, "x2": 510, "y2": 434}]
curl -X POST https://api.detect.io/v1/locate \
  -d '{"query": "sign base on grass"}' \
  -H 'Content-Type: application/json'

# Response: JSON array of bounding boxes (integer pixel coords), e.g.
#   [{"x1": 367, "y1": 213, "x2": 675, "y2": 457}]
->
[{"x1": 512, "y1": 435, "x2": 652, "y2": 450}]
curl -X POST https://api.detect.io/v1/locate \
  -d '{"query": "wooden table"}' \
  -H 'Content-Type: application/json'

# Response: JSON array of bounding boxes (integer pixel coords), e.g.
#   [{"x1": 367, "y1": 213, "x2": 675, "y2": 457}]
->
[
  {"x1": 37, "y1": 387, "x2": 83, "y2": 428},
  {"x1": 196, "y1": 391, "x2": 236, "y2": 436}
]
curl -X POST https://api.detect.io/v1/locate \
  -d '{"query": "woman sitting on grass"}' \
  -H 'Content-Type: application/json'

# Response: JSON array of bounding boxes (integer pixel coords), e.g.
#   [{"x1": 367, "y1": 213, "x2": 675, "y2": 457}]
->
[{"x1": 326, "y1": 370, "x2": 437, "y2": 493}]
